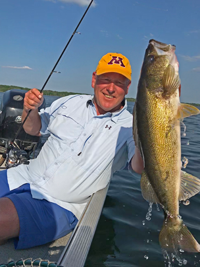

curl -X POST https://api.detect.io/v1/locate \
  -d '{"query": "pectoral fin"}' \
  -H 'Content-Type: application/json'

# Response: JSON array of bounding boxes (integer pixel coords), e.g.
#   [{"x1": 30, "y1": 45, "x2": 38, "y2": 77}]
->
[
  {"x1": 179, "y1": 171, "x2": 200, "y2": 201},
  {"x1": 177, "y1": 103, "x2": 200, "y2": 120},
  {"x1": 163, "y1": 64, "x2": 180, "y2": 96},
  {"x1": 141, "y1": 170, "x2": 159, "y2": 203}
]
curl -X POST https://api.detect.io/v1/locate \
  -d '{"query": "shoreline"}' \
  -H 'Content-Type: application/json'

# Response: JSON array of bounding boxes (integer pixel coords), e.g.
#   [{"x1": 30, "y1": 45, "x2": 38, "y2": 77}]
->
[
  {"x1": 0, "y1": 84, "x2": 136, "y2": 102},
  {"x1": 0, "y1": 84, "x2": 199, "y2": 106}
]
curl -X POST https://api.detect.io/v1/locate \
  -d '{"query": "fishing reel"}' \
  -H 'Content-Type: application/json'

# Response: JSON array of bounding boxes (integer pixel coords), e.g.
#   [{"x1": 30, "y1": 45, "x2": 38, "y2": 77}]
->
[
  {"x1": 0, "y1": 142, "x2": 30, "y2": 169},
  {"x1": 0, "y1": 89, "x2": 46, "y2": 169},
  {"x1": 5, "y1": 143, "x2": 30, "y2": 168}
]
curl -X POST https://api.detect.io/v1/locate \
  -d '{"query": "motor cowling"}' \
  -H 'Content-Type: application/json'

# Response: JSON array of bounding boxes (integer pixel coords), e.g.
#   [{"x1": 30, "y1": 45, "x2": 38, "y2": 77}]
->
[{"x1": 0, "y1": 89, "x2": 46, "y2": 168}]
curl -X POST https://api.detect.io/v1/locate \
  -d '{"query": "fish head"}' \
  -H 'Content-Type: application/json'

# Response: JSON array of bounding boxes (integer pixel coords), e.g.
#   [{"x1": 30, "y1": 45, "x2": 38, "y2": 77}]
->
[{"x1": 140, "y1": 39, "x2": 180, "y2": 98}]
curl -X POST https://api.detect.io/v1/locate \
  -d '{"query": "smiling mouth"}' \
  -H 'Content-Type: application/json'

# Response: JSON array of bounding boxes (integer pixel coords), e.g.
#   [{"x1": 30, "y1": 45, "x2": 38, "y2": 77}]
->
[{"x1": 104, "y1": 94, "x2": 114, "y2": 99}]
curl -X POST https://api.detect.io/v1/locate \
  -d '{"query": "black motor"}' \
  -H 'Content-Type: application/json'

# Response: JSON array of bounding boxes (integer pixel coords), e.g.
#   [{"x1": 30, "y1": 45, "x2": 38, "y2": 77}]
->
[{"x1": 0, "y1": 89, "x2": 46, "y2": 168}]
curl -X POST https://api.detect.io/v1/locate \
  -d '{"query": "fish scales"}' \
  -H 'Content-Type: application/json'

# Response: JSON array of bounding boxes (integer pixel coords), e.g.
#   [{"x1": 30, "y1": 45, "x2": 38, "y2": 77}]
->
[
  {"x1": 137, "y1": 88, "x2": 180, "y2": 215},
  {"x1": 134, "y1": 39, "x2": 200, "y2": 254}
]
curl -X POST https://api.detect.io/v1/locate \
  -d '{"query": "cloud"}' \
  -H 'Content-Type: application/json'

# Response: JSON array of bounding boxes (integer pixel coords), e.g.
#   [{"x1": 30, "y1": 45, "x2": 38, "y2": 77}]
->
[
  {"x1": 46, "y1": 0, "x2": 96, "y2": 6},
  {"x1": 116, "y1": 34, "x2": 122, "y2": 40},
  {"x1": 190, "y1": 30, "x2": 200, "y2": 34},
  {"x1": 186, "y1": 30, "x2": 200, "y2": 36},
  {"x1": 179, "y1": 55, "x2": 200, "y2": 62},
  {"x1": 143, "y1": 33, "x2": 154, "y2": 41},
  {"x1": 2, "y1": 66, "x2": 32, "y2": 70},
  {"x1": 132, "y1": 1, "x2": 168, "y2": 12},
  {"x1": 100, "y1": 30, "x2": 109, "y2": 37},
  {"x1": 192, "y1": 67, "x2": 200, "y2": 72}
]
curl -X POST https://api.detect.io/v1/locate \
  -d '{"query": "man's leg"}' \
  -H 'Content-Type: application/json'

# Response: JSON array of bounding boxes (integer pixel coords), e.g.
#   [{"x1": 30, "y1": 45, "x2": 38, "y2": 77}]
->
[
  {"x1": 6, "y1": 191, "x2": 78, "y2": 249},
  {"x1": 0, "y1": 170, "x2": 10, "y2": 198},
  {"x1": 0, "y1": 197, "x2": 20, "y2": 245},
  {"x1": 0, "y1": 169, "x2": 78, "y2": 249}
]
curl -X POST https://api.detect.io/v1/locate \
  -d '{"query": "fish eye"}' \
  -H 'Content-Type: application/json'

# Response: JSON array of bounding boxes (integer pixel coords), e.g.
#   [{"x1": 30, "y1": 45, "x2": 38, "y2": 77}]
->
[{"x1": 148, "y1": 55, "x2": 155, "y2": 63}]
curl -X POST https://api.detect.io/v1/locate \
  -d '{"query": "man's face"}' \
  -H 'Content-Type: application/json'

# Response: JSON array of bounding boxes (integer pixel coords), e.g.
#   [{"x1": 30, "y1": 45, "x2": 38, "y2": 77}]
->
[{"x1": 91, "y1": 72, "x2": 131, "y2": 115}]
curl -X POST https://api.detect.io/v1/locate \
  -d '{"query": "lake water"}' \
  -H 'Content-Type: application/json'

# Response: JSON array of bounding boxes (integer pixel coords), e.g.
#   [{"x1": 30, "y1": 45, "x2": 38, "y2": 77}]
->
[
  {"x1": 85, "y1": 102, "x2": 200, "y2": 267},
  {"x1": 44, "y1": 95, "x2": 200, "y2": 267},
  {"x1": 1, "y1": 92, "x2": 200, "y2": 266}
]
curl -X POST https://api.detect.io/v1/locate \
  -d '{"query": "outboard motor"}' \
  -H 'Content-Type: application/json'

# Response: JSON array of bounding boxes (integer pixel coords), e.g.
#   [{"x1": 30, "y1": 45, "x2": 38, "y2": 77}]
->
[{"x1": 0, "y1": 89, "x2": 46, "y2": 168}]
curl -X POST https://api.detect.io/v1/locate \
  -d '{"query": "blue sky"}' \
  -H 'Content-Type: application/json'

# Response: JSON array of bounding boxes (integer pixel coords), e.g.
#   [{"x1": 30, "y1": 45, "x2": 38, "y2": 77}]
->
[{"x1": 0, "y1": 0, "x2": 200, "y2": 103}]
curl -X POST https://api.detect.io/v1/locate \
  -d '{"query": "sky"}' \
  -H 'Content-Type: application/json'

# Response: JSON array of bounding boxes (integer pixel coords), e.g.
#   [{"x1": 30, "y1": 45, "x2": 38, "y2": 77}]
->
[{"x1": 0, "y1": 0, "x2": 200, "y2": 103}]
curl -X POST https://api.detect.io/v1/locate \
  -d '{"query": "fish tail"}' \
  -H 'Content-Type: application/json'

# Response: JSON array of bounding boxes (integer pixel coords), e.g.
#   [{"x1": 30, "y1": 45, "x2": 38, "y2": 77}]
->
[{"x1": 159, "y1": 216, "x2": 200, "y2": 253}]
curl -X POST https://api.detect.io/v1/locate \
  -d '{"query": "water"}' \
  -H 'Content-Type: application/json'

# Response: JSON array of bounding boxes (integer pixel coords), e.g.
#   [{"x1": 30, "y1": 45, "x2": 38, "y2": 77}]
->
[
  {"x1": 30, "y1": 95, "x2": 200, "y2": 266},
  {"x1": 1, "y1": 92, "x2": 200, "y2": 266},
  {"x1": 85, "y1": 101, "x2": 200, "y2": 267}
]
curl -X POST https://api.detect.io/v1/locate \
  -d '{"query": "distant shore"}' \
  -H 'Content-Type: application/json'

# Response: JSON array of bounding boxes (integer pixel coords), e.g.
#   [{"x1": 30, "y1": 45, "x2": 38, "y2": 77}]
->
[
  {"x1": 0, "y1": 84, "x2": 136, "y2": 102},
  {"x1": 0, "y1": 84, "x2": 199, "y2": 106}
]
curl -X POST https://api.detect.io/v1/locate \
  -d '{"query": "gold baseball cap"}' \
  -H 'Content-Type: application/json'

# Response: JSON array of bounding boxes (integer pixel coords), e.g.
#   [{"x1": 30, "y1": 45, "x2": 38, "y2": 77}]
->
[{"x1": 96, "y1": 52, "x2": 132, "y2": 81}]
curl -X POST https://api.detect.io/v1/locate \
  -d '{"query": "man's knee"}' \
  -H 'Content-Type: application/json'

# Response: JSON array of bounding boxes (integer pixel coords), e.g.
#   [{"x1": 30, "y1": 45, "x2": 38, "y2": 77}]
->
[{"x1": 0, "y1": 197, "x2": 20, "y2": 242}]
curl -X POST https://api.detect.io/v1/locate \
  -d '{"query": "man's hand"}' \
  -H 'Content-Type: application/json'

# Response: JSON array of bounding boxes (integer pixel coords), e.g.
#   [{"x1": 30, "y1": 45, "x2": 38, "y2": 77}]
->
[
  {"x1": 131, "y1": 146, "x2": 144, "y2": 174},
  {"x1": 22, "y1": 88, "x2": 43, "y2": 136},
  {"x1": 24, "y1": 88, "x2": 44, "y2": 111}
]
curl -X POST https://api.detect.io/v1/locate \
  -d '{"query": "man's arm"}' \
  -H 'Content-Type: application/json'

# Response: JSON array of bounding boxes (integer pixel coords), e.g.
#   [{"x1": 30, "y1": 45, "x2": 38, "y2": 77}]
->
[
  {"x1": 22, "y1": 88, "x2": 44, "y2": 136},
  {"x1": 131, "y1": 146, "x2": 144, "y2": 174}
]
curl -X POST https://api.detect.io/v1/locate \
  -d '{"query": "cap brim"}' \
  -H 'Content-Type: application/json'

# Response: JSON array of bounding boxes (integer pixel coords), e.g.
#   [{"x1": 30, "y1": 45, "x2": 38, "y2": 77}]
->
[{"x1": 96, "y1": 67, "x2": 131, "y2": 81}]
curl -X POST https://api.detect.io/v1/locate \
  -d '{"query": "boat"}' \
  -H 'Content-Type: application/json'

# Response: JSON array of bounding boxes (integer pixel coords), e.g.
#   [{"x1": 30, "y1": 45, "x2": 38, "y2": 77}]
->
[{"x1": 0, "y1": 89, "x2": 108, "y2": 266}]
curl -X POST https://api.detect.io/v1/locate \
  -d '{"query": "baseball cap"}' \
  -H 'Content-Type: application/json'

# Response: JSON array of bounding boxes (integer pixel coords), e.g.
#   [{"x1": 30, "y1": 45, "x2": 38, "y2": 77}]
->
[{"x1": 96, "y1": 52, "x2": 132, "y2": 81}]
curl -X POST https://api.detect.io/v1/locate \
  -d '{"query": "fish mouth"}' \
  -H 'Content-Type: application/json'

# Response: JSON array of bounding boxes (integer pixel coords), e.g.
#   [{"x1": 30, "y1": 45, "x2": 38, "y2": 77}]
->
[
  {"x1": 149, "y1": 39, "x2": 179, "y2": 74},
  {"x1": 149, "y1": 39, "x2": 176, "y2": 53}
]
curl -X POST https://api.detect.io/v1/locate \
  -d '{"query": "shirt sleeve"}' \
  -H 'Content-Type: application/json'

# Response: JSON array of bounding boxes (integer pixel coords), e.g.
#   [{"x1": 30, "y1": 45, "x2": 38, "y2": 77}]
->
[
  {"x1": 127, "y1": 136, "x2": 137, "y2": 174},
  {"x1": 112, "y1": 134, "x2": 135, "y2": 173},
  {"x1": 39, "y1": 95, "x2": 77, "y2": 135},
  {"x1": 39, "y1": 106, "x2": 51, "y2": 135},
  {"x1": 127, "y1": 135, "x2": 135, "y2": 163}
]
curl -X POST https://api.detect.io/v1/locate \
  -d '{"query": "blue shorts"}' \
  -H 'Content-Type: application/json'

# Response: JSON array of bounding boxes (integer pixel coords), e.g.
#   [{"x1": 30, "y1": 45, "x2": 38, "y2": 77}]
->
[{"x1": 0, "y1": 170, "x2": 78, "y2": 249}]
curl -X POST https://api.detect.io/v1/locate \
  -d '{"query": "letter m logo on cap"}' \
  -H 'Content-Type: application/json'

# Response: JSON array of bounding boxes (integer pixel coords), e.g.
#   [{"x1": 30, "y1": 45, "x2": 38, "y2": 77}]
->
[{"x1": 107, "y1": 56, "x2": 125, "y2": 68}]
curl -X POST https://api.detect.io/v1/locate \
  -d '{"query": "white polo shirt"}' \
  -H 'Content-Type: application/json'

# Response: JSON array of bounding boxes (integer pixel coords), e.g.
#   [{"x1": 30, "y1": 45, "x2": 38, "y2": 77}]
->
[{"x1": 7, "y1": 95, "x2": 135, "y2": 219}]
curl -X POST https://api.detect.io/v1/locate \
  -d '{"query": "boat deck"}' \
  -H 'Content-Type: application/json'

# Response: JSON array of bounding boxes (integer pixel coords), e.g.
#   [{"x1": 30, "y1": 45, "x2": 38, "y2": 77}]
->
[
  {"x1": 0, "y1": 185, "x2": 109, "y2": 266},
  {"x1": 0, "y1": 233, "x2": 71, "y2": 263}
]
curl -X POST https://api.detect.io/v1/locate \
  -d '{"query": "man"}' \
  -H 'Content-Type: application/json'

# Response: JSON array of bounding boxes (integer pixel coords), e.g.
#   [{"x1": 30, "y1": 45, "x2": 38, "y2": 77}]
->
[{"x1": 0, "y1": 52, "x2": 144, "y2": 249}]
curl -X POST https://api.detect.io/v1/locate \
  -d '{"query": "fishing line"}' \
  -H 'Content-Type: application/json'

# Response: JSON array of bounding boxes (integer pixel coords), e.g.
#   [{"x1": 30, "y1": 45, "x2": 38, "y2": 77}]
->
[{"x1": 12, "y1": 0, "x2": 94, "y2": 144}]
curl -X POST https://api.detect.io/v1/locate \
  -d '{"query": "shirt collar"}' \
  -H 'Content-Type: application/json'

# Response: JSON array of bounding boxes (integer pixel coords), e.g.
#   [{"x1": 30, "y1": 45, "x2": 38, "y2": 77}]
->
[
  {"x1": 110, "y1": 100, "x2": 128, "y2": 123},
  {"x1": 86, "y1": 96, "x2": 128, "y2": 123}
]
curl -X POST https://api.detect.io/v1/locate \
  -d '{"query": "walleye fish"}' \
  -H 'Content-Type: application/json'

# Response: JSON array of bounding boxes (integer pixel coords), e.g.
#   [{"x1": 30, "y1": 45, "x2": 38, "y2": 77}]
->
[{"x1": 133, "y1": 39, "x2": 200, "y2": 253}]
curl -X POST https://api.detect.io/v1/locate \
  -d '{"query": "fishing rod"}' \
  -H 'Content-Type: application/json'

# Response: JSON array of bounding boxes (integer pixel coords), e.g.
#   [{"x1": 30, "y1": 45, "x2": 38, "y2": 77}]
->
[{"x1": 12, "y1": 0, "x2": 94, "y2": 144}]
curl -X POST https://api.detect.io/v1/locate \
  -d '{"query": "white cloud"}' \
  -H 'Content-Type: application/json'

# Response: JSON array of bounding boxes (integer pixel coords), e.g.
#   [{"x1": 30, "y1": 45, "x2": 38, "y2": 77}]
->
[
  {"x1": 100, "y1": 30, "x2": 109, "y2": 37},
  {"x1": 117, "y1": 34, "x2": 122, "y2": 40},
  {"x1": 190, "y1": 30, "x2": 200, "y2": 34},
  {"x1": 179, "y1": 55, "x2": 200, "y2": 62},
  {"x1": 46, "y1": 0, "x2": 96, "y2": 7},
  {"x1": 192, "y1": 67, "x2": 200, "y2": 72},
  {"x1": 186, "y1": 30, "x2": 200, "y2": 36},
  {"x1": 2, "y1": 66, "x2": 32, "y2": 70},
  {"x1": 143, "y1": 34, "x2": 154, "y2": 41}
]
